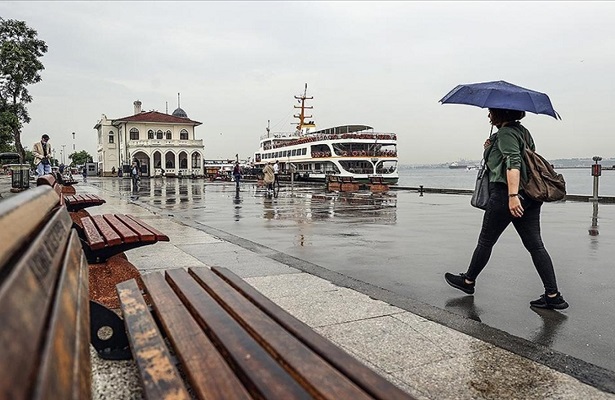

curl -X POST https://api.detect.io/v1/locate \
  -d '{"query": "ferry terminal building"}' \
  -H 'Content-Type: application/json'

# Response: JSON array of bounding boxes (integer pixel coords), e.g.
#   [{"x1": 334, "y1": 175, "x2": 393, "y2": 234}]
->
[{"x1": 94, "y1": 100, "x2": 205, "y2": 177}]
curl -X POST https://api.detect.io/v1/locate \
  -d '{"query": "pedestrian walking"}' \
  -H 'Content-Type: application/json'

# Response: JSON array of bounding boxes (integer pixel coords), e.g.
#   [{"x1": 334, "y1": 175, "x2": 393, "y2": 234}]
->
[
  {"x1": 444, "y1": 108, "x2": 569, "y2": 310},
  {"x1": 32, "y1": 134, "x2": 52, "y2": 176},
  {"x1": 263, "y1": 162, "x2": 275, "y2": 197}
]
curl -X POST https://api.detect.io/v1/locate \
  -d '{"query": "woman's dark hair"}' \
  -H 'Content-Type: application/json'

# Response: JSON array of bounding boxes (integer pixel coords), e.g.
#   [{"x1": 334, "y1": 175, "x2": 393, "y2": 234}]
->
[{"x1": 489, "y1": 108, "x2": 526, "y2": 125}]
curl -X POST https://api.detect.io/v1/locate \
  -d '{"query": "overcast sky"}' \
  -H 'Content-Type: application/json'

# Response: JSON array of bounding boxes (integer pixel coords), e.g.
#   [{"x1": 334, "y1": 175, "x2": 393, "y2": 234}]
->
[{"x1": 2, "y1": 1, "x2": 615, "y2": 165}]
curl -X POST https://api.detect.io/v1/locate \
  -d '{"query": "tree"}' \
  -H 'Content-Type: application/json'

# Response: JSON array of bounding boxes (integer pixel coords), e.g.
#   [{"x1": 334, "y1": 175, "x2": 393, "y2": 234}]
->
[
  {"x1": 68, "y1": 150, "x2": 92, "y2": 167},
  {"x1": 0, "y1": 110, "x2": 16, "y2": 152},
  {"x1": 0, "y1": 18, "x2": 48, "y2": 162}
]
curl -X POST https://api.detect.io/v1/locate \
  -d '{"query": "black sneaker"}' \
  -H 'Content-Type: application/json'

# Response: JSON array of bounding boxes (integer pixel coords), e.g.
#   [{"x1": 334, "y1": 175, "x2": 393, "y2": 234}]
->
[
  {"x1": 444, "y1": 272, "x2": 475, "y2": 295},
  {"x1": 530, "y1": 292, "x2": 569, "y2": 310}
]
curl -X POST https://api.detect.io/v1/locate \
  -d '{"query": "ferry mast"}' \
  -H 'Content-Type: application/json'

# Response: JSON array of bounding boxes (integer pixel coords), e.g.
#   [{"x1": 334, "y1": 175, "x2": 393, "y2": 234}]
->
[{"x1": 293, "y1": 83, "x2": 313, "y2": 132}]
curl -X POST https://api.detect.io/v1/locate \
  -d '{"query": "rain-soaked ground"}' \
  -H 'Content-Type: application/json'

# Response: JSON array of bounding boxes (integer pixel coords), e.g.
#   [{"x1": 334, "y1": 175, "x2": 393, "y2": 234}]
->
[{"x1": 93, "y1": 176, "x2": 615, "y2": 375}]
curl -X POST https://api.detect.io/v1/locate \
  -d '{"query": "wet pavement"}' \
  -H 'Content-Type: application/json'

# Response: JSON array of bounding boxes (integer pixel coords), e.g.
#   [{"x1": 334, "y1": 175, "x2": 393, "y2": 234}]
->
[
  {"x1": 88, "y1": 176, "x2": 615, "y2": 377},
  {"x1": 2, "y1": 174, "x2": 614, "y2": 397}
]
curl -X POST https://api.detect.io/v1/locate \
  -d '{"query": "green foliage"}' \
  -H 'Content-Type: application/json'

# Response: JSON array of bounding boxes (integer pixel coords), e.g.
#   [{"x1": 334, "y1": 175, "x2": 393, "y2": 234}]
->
[
  {"x1": 68, "y1": 150, "x2": 92, "y2": 167},
  {"x1": 0, "y1": 111, "x2": 15, "y2": 152},
  {"x1": 0, "y1": 17, "x2": 48, "y2": 161}
]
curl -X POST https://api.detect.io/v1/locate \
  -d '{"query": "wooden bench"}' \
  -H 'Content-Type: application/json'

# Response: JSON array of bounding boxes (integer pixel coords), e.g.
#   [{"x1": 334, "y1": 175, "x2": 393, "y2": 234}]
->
[
  {"x1": 0, "y1": 185, "x2": 91, "y2": 399},
  {"x1": 369, "y1": 176, "x2": 389, "y2": 193},
  {"x1": 115, "y1": 266, "x2": 416, "y2": 400},
  {"x1": 37, "y1": 173, "x2": 107, "y2": 229},
  {"x1": 326, "y1": 175, "x2": 342, "y2": 191},
  {"x1": 78, "y1": 213, "x2": 169, "y2": 263},
  {"x1": 340, "y1": 176, "x2": 360, "y2": 192}
]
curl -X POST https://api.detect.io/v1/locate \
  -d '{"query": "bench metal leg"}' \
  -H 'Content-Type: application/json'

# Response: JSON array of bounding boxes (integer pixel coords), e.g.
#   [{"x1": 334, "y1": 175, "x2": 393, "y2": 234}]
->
[{"x1": 90, "y1": 300, "x2": 132, "y2": 360}]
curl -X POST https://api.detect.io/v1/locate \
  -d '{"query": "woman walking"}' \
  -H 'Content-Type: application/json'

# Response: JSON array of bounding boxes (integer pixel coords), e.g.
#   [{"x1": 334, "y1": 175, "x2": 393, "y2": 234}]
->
[{"x1": 445, "y1": 108, "x2": 568, "y2": 310}]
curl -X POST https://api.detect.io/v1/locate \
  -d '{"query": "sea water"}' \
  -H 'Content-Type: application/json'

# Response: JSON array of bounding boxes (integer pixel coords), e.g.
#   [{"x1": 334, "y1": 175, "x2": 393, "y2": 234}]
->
[{"x1": 398, "y1": 166, "x2": 615, "y2": 196}]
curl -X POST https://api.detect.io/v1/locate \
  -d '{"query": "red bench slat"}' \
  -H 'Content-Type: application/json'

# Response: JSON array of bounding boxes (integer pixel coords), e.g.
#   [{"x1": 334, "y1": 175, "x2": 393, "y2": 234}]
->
[
  {"x1": 103, "y1": 214, "x2": 140, "y2": 243},
  {"x1": 91, "y1": 215, "x2": 122, "y2": 246},
  {"x1": 125, "y1": 215, "x2": 170, "y2": 241},
  {"x1": 114, "y1": 215, "x2": 155, "y2": 242},
  {"x1": 81, "y1": 217, "x2": 106, "y2": 250}
]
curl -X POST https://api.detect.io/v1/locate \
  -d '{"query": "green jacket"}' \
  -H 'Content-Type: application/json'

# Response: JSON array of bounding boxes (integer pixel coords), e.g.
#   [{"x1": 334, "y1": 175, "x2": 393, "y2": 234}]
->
[{"x1": 485, "y1": 122, "x2": 535, "y2": 184}]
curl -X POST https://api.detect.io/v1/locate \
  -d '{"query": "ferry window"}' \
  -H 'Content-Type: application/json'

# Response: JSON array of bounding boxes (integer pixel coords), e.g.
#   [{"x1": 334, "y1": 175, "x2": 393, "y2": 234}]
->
[
  {"x1": 180, "y1": 129, "x2": 188, "y2": 140},
  {"x1": 166, "y1": 130, "x2": 172, "y2": 140},
  {"x1": 291, "y1": 149, "x2": 297, "y2": 156},
  {"x1": 157, "y1": 130, "x2": 163, "y2": 139},
  {"x1": 302, "y1": 148, "x2": 307, "y2": 155},
  {"x1": 315, "y1": 163, "x2": 321, "y2": 171},
  {"x1": 130, "y1": 128, "x2": 139, "y2": 140}
]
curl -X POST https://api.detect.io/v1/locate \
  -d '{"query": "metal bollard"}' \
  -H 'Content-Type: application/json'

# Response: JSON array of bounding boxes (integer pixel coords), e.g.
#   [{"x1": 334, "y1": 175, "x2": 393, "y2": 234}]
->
[
  {"x1": 591, "y1": 156, "x2": 602, "y2": 201},
  {"x1": 419, "y1": 185, "x2": 424, "y2": 197}
]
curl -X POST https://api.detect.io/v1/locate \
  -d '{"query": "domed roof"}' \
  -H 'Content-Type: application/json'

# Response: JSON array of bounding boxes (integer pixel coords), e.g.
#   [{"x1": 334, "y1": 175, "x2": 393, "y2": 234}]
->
[{"x1": 172, "y1": 107, "x2": 188, "y2": 118}]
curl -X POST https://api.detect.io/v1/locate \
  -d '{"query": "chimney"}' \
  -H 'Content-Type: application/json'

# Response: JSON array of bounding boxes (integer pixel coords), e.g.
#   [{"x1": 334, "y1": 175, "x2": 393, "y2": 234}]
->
[{"x1": 133, "y1": 100, "x2": 142, "y2": 115}]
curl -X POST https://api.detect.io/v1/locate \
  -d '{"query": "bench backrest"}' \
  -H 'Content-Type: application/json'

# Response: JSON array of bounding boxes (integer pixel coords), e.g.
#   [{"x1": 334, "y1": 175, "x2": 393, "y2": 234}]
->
[
  {"x1": 36, "y1": 173, "x2": 65, "y2": 204},
  {"x1": 0, "y1": 186, "x2": 91, "y2": 399}
]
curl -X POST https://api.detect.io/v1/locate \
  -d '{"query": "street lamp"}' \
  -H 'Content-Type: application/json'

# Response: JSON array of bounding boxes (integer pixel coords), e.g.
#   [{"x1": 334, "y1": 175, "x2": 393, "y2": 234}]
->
[
  {"x1": 72, "y1": 132, "x2": 75, "y2": 151},
  {"x1": 61, "y1": 144, "x2": 66, "y2": 165}
]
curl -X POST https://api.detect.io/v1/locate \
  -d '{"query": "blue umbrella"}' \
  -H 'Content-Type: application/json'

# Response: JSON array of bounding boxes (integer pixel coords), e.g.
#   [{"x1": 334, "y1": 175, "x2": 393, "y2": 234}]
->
[{"x1": 439, "y1": 80, "x2": 561, "y2": 120}]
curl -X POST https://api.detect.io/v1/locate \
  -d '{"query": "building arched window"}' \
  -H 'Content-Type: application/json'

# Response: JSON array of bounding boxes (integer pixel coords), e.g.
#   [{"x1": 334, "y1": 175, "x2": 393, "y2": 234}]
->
[
  {"x1": 108, "y1": 131, "x2": 114, "y2": 144},
  {"x1": 130, "y1": 128, "x2": 139, "y2": 140},
  {"x1": 157, "y1": 130, "x2": 163, "y2": 140},
  {"x1": 180, "y1": 129, "x2": 188, "y2": 140},
  {"x1": 148, "y1": 130, "x2": 154, "y2": 139},
  {"x1": 166, "y1": 130, "x2": 172, "y2": 140}
]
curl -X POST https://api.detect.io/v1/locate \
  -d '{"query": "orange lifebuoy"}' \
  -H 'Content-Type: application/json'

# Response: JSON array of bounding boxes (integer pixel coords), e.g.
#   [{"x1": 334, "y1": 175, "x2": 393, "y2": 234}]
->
[{"x1": 351, "y1": 151, "x2": 357, "y2": 156}]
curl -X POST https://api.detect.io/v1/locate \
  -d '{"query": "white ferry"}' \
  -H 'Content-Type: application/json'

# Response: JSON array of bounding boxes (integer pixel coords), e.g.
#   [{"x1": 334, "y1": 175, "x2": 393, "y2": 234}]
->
[{"x1": 252, "y1": 84, "x2": 399, "y2": 184}]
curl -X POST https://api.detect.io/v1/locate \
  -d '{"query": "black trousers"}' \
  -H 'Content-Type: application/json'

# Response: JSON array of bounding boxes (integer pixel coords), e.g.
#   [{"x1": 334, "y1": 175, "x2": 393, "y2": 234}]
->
[{"x1": 466, "y1": 183, "x2": 559, "y2": 294}]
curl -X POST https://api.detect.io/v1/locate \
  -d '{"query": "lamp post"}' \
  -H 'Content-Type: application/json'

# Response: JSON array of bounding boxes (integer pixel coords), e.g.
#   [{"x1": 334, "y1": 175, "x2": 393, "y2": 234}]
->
[
  {"x1": 72, "y1": 132, "x2": 75, "y2": 151},
  {"x1": 61, "y1": 144, "x2": 66, "y2": 165}
]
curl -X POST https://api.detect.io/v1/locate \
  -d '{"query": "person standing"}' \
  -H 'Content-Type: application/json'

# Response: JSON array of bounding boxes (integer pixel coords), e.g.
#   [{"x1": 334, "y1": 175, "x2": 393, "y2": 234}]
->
[
  {"x1": 263, "y1": 162, "x2": 275, "y2": 197},
  {"x1": 444, "y1": 108, "x2": 568, "y2": 310},
  {"x1": 131, "y1": 161, "x2": 140, "y2": 189},
  {"x1": 32, "y1": 134, "x2": 52, "y2": 176},
  {"x1": 273, "y1": 160, "x2": 280, "y2": 188},
  {"x1": 82, "y1": 166, "x2": 88, "y2": 182},
  {"x1": 233, "y1": 162, "x2": 241, "y2": 189}
]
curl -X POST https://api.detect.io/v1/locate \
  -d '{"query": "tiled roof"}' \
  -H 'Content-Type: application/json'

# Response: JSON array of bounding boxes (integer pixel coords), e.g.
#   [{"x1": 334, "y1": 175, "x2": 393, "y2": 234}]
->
[{"x1": 113, "y1": 111, "x2": 202, "y2": 125}]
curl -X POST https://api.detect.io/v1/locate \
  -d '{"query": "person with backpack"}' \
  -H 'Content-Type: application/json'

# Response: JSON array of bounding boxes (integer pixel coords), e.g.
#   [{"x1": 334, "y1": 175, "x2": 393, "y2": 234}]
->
[{"x1": 445, "y1": 108, "x2": 569, "y2": 310}]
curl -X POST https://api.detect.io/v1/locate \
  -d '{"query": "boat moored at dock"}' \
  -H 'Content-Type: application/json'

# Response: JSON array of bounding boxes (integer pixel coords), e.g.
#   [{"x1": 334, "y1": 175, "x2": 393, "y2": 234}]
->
[{"x1": 252, "y1": 84, "x2": 399, "y2": 184}]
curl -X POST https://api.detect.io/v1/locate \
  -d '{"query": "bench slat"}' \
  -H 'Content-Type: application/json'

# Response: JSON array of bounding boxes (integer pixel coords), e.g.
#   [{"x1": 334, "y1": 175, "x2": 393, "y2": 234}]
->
[
  {"x1": 125, "y1": 215, "x2": 170, "y2": 241},
  {"x1": 114, "y1": 214, "x2": 155, "y2": 242},
  {"x1": 190, "y1": 268, "x2": 373, "y2": 400},
  {"x1": 91, "y1": 215, "x2": 122, "y2": 246},
  {"x1": 142, "y1": 273, "x2": 252, "y2": 400},
  {"x1": 165, "y1": 268, "x2": 312, "y2": 399},
  {"x1": 117, "y1": 279, "x2": 192, "y2": 400},
  {"x1": 103, "y1": 214, "x2": 140, "y2": 243},
  {"x1": 0, "y1": 207, "x2": 72, "y2": 399},
  {"x1": 81, "y1": 217, "x2": 106, "y2": 250},
  {"x1": 212, "y1": 267, "x2": 415, "y2": 400},
  {"x1": 0, "y1": 186, "x2": 59, "y2": 269},
  {"x1": 33, "y1": 231, "x2": 91, "y2": 400}
]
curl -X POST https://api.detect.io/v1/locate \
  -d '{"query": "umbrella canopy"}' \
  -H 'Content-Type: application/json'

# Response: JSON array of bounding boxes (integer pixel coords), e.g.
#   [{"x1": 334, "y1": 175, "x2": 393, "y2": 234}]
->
[{"x1": 439, "y1": 80, "x2": 561, "y2": 120}]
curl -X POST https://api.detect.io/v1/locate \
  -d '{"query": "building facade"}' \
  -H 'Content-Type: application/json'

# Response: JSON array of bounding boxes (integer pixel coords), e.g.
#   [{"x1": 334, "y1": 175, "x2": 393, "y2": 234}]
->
[{"x1": 94, "y1": 100, "x2": 205, "y2": 177}]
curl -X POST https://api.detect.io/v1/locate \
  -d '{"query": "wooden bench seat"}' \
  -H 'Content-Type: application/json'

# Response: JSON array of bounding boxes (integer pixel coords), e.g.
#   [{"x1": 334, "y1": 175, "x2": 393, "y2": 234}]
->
[
  {"x1": 0, "y1": 185, "x2": 91, "y2": 399},
  {"x1": 116, "y1": 266, "x2": 416, "y2": 400},
  {"x1": 369, "y1": 176, "x2": 389, "y2": 193},
  {"x1": 64, "y1": 193, "x2": 106, "y2": 211},
  {"x1": 79, "y1": 213, "x2": 169, "y2": 263},
  {"x1": 37, "y1": 173, "x2": 105, "y2": 213}
]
